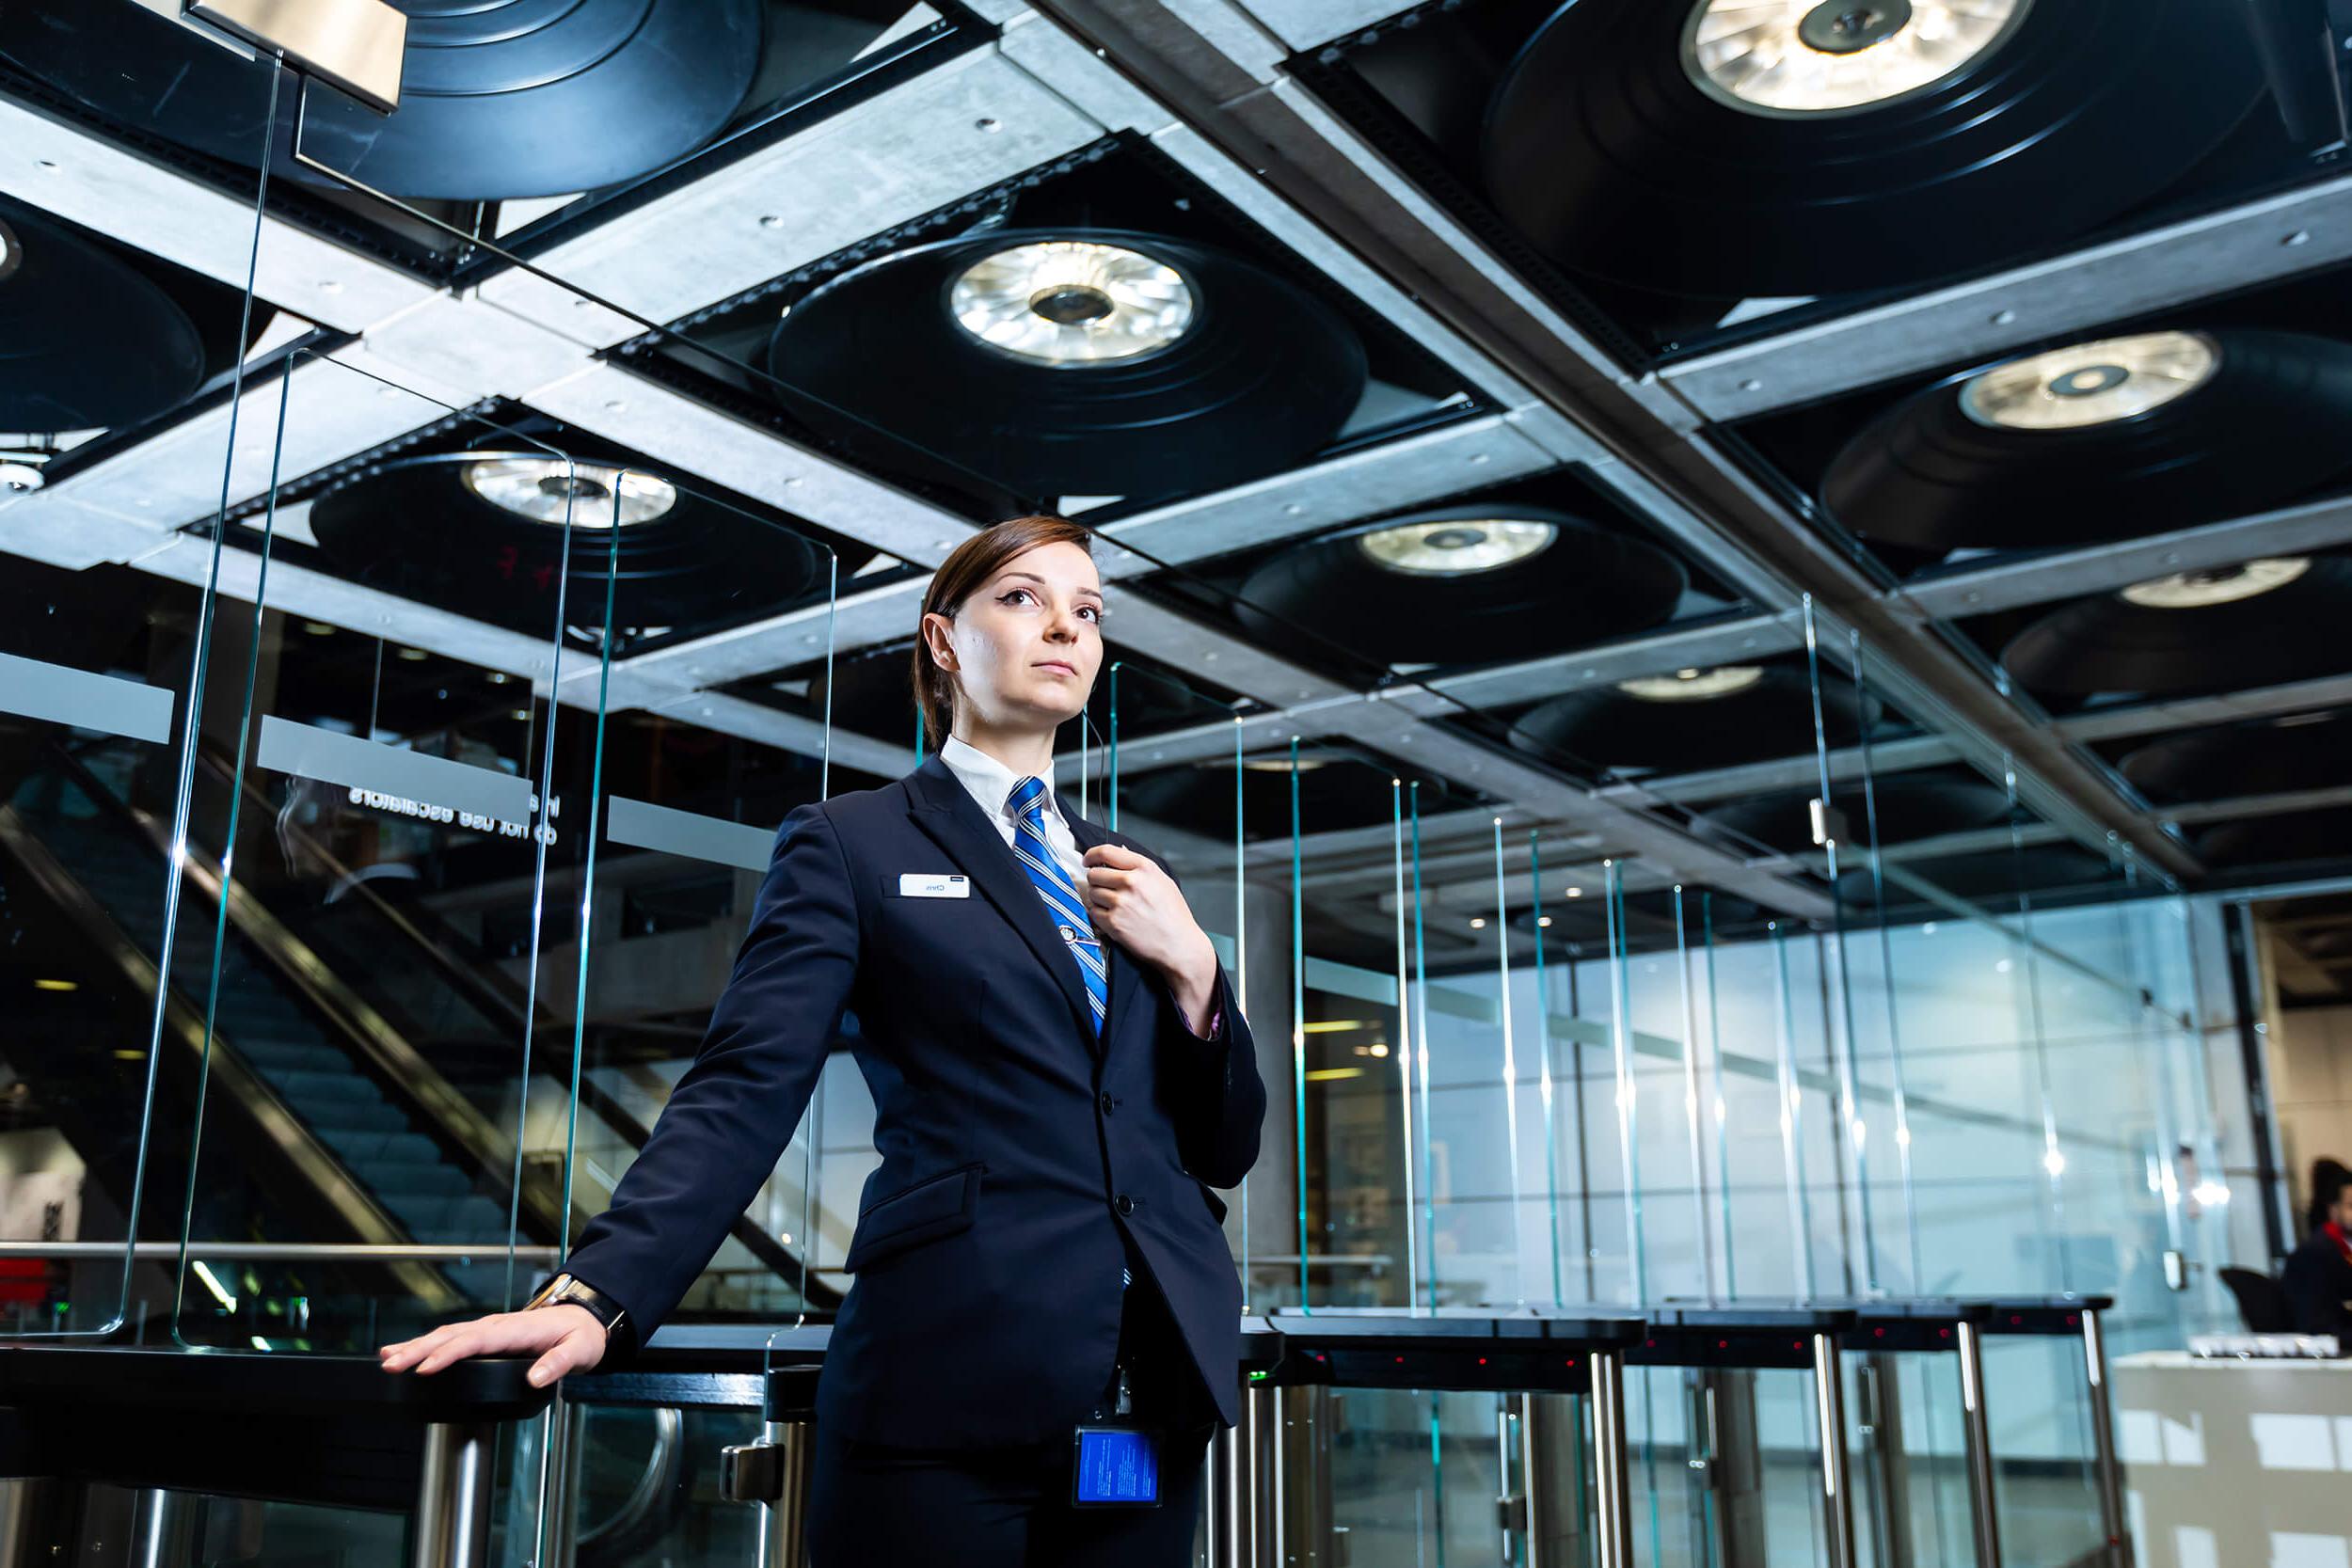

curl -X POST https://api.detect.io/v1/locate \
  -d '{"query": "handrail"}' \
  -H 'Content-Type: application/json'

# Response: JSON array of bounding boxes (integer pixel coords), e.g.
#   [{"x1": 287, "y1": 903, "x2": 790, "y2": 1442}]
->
[{"x1": 0, "y1": 1242, "x2": 562, "y2": 1263}]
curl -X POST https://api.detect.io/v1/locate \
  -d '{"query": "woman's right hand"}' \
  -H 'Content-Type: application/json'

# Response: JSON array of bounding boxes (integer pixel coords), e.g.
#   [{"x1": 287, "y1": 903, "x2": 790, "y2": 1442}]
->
[{"x1": 378, "y1": 1304, "x2": 610, "y2": 1388}]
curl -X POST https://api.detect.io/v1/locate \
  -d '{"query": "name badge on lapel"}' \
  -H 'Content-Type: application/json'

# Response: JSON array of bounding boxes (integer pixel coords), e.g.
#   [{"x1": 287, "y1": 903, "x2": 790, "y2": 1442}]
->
[{"x1": 898, "y1": 872, "x2": 971, "y2": 899}]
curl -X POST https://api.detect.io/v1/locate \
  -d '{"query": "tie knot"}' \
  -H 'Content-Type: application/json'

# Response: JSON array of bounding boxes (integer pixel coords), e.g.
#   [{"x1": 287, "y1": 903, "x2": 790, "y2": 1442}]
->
[{"x1": 1008, "y1": 775, "x2": 1050, "y2": 820}]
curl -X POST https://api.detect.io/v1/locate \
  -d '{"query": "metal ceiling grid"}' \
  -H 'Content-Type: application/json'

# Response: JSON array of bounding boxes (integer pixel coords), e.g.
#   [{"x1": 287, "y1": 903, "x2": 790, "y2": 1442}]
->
[
  {"x1": 1000, "y1": 0, "x2": 2240, "y2": 883},
  {"x1": 24, "y1": 0, "x2": 2333, "y2": 916}
]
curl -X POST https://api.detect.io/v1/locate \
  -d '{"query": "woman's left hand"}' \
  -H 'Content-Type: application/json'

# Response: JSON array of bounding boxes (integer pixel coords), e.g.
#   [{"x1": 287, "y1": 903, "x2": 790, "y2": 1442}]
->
[{"x1": 1083, "y1": 843, "x2": 1216, "y2": 997}]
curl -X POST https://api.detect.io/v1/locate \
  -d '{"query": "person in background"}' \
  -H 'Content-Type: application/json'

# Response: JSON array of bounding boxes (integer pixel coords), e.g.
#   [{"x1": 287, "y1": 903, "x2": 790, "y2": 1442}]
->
[
  {"x1": 2306, "y1": 1157, "x2": 2352, "y2": 1237},
  {"x1": 2283, "y1": 1160, "x2": 2352, "y2": 1338}
]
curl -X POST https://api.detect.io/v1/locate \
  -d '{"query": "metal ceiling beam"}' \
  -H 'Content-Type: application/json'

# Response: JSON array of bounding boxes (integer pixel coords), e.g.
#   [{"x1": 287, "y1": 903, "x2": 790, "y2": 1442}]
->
[
  {"x1": 2058, "y1": 674, "x2": 2352, "y2": 746},
  {"x1": 1663, "y1": 170, "x2": 2352, "y2": 422},
  {"x1": 0, "y1": 97, "x2": 432, "y2": 331},
  {"x1": 1895, "y1": 493, "x2": 2352, "y2": 622}
]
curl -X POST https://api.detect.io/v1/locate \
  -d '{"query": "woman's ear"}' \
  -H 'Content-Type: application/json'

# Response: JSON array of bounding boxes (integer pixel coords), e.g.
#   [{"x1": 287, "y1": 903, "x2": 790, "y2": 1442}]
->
[{"x1": 922, "y1": 610, "x2": 958, "y2": 672}]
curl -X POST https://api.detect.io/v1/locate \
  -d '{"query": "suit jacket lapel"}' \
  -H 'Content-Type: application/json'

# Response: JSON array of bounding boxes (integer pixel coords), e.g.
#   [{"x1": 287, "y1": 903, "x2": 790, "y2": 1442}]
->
[
  {"x1": 902, "y1": 753, "x2": 1097, "y2": 1046},
  {"x1": 1058, "y1": 792, "x2": 1145, "y2": 1053}
]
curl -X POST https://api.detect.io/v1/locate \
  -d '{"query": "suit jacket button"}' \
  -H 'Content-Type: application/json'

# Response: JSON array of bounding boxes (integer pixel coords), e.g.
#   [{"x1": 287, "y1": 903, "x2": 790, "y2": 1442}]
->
[
  {"x1": 1099, "y1": 1091, "x2": 1116, "y2": 1116},
  {"x1": 1114, "y1": 1194, "x2": 1136, "y2": 1216}
]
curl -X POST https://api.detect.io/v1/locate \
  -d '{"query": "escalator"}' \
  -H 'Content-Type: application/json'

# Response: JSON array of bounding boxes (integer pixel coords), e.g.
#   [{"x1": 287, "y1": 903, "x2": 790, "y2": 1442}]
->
[{"x1": 0, "y1": 737, "x2": 833, "y2": 1343}]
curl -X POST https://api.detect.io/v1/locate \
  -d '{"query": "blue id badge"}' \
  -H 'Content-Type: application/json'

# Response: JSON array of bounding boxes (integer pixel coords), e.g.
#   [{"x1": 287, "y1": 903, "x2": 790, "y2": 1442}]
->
[{"x1": 1072, "y1": 1424, "x2": 1162, "y2": 1507}]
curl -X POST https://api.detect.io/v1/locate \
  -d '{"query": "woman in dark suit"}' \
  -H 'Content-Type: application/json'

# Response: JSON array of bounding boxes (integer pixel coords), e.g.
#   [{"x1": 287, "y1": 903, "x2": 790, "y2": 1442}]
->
[{"x1": 379, "y1": 515, "x2": 1265, "y2": 1565}]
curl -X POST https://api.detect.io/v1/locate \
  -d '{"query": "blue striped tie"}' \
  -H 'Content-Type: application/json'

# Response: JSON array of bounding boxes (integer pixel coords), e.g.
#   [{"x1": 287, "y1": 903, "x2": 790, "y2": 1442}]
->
[{"x1": 1008, "y1": 776, "x2": 1106, "y2": 1037}]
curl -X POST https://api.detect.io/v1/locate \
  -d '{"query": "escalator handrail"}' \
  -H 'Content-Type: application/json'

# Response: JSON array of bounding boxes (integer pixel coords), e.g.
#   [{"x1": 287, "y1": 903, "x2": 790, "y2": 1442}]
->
[
  {"x1": 42, "y1": 741, "x2": 585, "y2": 1250},
  {"x1": 176, "y1": 739, "x2": 839, "y2": 1307},
  {"x1": 0, "y1": 801, "x2": 467, "y2": 1312}
]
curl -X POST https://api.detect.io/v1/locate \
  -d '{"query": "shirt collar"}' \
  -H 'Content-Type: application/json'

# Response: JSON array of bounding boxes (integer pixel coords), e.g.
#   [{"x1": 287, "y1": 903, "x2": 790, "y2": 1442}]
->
[{"x1": 938, "y1": 735, "x2": 1059, "y2": 829}]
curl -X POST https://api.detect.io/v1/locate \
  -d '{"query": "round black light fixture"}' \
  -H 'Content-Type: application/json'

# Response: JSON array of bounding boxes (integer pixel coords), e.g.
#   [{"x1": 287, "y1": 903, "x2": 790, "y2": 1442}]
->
[
  {"x1": 1693, "y1": 769, "x2": 2010, "y2": 856},
  {"x1": 2000, "y1": 556, "x2": 2352, "y2": 697},
  {"x1": 1684, "y1": 0, "x2": 2028, "y2": 117},
  {"x1": 1823, "y1": 330, "x2": 2352, "y2": 552},
  {"x1": 1232, "y1": 506, "x2": 1684, "y2": 668},
  {"x1": 1480, "y1": 0, "x2": 2262, "y2": 296},
  {"x1": 0, "y1": 198, "x2": 205, "y2": 432},
  {"x1": 2121, "y1": 710, "x2": 2352, "y2": 805},
  {"x1": 309, "y1": 452, "x2": 818, "y2": 637},
  {"x1": 1509, "y1": 663, "x2": 1879, "y2": 775},
  {"x1": 764, "y1": 229, "x2": 1368, "y2": 499},
  {"x1": 2, "y1": 0, "x2": 761, "y2": 201}
]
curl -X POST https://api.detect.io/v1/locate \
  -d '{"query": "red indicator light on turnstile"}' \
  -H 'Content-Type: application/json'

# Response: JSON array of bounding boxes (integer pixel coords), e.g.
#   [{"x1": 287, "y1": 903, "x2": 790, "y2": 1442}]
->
[
  {"x1": 1393, "y1": 1355, "x2": 1405, "y2": 1364},
  {"x1": 1873, "y1": 1327, "x2": 1884, "y2": 1338},
  {"x1": 2067, "y1": 1314, "x2": 2079, "y2": 1326},
  {"x1": 1478, "y1": 1357, "x2": 1487, "y2": 1366},
  {"x1": 2010, "y1": 1315, "x2": 2024, "y2": 1325},
  {"x1": 1792, "y1": 1340, "x2": 1804, "y2": 1351},
  {"x1": 1939, "y1": 1328, "x2": 1951, "y2": 1339},
  {"x1": 1565, "y1": 1357, "x2": 1577, "y2": 1367},
  {"x1": 1717, "y1": 1339, "x2": 1727, "y2": 1349}
]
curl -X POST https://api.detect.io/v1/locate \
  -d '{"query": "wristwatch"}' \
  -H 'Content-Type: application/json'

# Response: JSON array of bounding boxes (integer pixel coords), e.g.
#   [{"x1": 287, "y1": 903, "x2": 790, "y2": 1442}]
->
[{"x1": 523, "y1": 1271, "x2": 631, "y2": 1351}]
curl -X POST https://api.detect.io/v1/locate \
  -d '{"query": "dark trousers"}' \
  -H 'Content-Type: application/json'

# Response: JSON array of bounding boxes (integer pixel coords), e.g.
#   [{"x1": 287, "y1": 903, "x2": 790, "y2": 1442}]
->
[{"x1": 807, "y1": 1275, "x2": 1220, "y2": 1567}]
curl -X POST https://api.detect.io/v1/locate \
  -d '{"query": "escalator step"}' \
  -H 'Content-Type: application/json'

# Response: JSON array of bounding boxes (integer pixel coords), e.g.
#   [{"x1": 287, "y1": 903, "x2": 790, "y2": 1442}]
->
[
  {"x1": 304, "y1": 1101, "x2": 408, "y2": 1133},
  {"x1": 358, "y1": 1164, "x2": 475, "y2": 1199},
  {"x1": 270, "y1": 1069, "x2": 386, "y2": 1105},
  {"x1": 321, "y1": 1129, "x2": 443, "y2": 1165},
  {"x1": 233, "y1": 1038, "x2": 345, "y2": 1072}
]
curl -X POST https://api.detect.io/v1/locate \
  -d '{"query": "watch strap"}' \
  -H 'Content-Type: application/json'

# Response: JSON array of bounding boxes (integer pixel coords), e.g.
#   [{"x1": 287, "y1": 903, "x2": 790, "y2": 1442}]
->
[{"x1": 527, "y1": 1271, "x2": 632, "y2": 1352}]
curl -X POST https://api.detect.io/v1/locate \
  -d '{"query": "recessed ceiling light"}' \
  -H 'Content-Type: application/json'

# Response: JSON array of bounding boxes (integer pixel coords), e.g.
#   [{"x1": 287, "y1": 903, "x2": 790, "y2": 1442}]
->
[
  {"x1": 2119, "y1": 557, "x2": 2310, "y2": 610},
  {"x1": 1960, "y1": 331, "x2": 2218, "y2": 431},
  {"x1": 0, "y1": 217, "x2": 18, "y2": 285},
  {"x1": 397, "y1": 648, "x2": 430, "y2": 662},
  {"x1": 1615, "y1": 665, "x2": 1767, "y2": 703},
  {"x1": 34, "y1": 978, "x2": 75, "y2": 992},
  {"x1": 1684, "y1": 0, "x2": 2029, "y2": 117},
  {"x1": 949, "y1": 241, "x2": 1195, "y2": 366},
  {"x1": 461, "y1": 459, "x2": 677, "y2": 528},
  {"x1": 1357, "y1": 517, "x2": 1558, "y2": 577},
  {"x1": 1470, "y1": 916, "x2": 1487, "y2": 928}
]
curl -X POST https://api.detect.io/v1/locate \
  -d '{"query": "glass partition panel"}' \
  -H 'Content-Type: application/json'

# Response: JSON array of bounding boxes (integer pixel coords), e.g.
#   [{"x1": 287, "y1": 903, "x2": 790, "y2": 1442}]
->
[
  {"x1": 164, "y1": 350, "x2": 600, "y2": 1352},
  {"x1": 1102, "y1": 665, "x2": 1263, "y2": 1303},
  {"x1": 1266, "y1": 743, "x2": 1423, "y2": 1311},
  {"x1": 557, "y1": 475, "x2": 851, "y2": 1332},
  {"x1": 0, "y1": 2, "x2": 289, "y2": 1341}
]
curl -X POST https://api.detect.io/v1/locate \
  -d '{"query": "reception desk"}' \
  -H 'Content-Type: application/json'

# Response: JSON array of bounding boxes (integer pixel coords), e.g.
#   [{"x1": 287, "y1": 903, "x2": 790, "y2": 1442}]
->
[{"x1": 2112, "y1": 1352, "x2": 2352, "y2": 1568}]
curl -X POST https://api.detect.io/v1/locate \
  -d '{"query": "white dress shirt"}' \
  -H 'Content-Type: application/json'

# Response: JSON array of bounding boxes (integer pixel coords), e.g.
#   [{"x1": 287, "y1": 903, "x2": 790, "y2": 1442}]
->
[
  {"x1": 936, "y1": 735, "x2": 1089, "y2": 888},
  {"x1": 935, "y1": 735, "x2": 1222, "y2": 1044}
]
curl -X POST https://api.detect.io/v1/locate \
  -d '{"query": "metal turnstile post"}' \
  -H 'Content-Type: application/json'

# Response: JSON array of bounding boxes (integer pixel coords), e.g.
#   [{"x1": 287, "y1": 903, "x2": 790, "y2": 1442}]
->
[
  {"x1": 1854, "y1": 1355, "x2": 1914, "y2": 1568},
  {"x1": 1276, "y1": 1385, "x2": 1336, "y2": 1567},
  {"x1": 2080, "y1": 1309, "x2": 2131, "y2": 1568},
  {"x1": 1587, "y1": 1350, "x2": 1634, "y2": 1568},
  {"x1": 721, "y1": 1369, "x2": 821, "y2": 1568},
  {"x1": 1518, "y1": 1391, "x2": 1594, "y2": 1568},
  {"x1": 1243, "y1": 1377, "x2": 1281, "y2": 1568},
  {"x1": 412, "y1": 1421, "x2": 499, "y2": 1568},
  {"x1": 1953, "y1": 1321, "x2": 2003, "y2": 1568},
  {"x1": 1685, "y1": 1368, "x2": 1767, "y2": 1567},
  {"x1": 1811, "y1": 1334, "x2": 1858, "y2": 1568},
  {"x1": 1209, "y1": 1375, "x2": 1254, "y2": 1568}
]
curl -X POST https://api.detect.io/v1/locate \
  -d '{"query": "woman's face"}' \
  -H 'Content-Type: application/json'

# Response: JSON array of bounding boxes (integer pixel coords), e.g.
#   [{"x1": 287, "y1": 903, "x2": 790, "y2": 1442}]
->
[{"x1": 924, "y1": 541, "x2": 1104, "y2": 732}]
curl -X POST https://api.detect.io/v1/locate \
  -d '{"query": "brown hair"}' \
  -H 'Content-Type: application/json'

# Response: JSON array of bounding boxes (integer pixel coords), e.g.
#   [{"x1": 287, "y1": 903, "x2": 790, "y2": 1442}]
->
[{"x1": 911, "y1": 515, "x2": 1095, "y2": 744}]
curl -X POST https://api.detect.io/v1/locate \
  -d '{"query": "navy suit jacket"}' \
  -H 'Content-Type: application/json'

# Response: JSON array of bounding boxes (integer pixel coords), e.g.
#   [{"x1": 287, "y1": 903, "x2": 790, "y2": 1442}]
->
[{"x1": 562, "y1": 751, "x2": 1265, "y2": 1446}]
